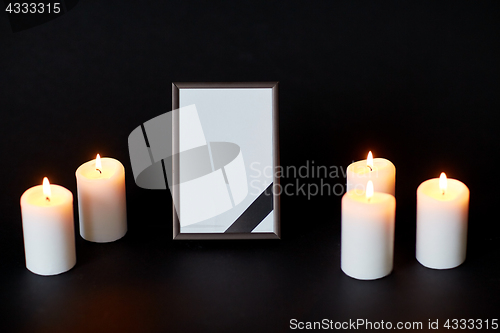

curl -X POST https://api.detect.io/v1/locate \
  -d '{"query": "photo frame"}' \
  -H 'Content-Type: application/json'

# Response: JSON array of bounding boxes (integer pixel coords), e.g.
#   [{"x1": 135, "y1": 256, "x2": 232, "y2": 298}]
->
[{"x1": 172, "y1": 82, "x2": 280, "y2": 240}]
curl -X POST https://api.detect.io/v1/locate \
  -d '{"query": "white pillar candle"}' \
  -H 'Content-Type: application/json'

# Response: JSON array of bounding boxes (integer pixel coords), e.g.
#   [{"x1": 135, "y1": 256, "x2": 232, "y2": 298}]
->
[
  {"x1": 20, "y1": 177, "x2": 76, "y2": 276},
  {"x1": 341, "y1": 180, "x2": 396, "y2": 280},
  {"x1": 76, "y1": 154, "x2": 127, "y2": 243},
  {"x1": 416, "y1": 173, "x2": 469, "y2": 269},
  {"x1": 346, "y1": 151, "x2": 396, "y2": 195}
]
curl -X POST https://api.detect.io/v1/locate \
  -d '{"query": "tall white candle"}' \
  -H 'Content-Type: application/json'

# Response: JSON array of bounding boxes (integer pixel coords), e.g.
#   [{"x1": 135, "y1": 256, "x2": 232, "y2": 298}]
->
[
  {"x1": 341, "y1": 180, "x2": 396, "y2": 280},
  {"x1": 416, "y1": 173, "x2": 469, "y2": 269},
  {"x1": 20, "y1": 177, "x2": 76, "y2": 276},
  {"x1": 76, "y1": 154, "x2": 127, "y2": 243},
  {"x1": 346, "y1": 151, "x2": 396, "y2": 195}
]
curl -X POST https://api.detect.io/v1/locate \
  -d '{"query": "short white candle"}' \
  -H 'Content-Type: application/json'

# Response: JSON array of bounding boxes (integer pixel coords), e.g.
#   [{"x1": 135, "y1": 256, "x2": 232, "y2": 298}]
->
[
  {"x1": 346, "y1": 151, "x2": 396, "y2": 195},
  {"x1": 20, "y1": 177, "x2": 76, "y2": 276},
  {"x1": 341, "y1": 180, "x2": 396, "y2": 280},
  {"x1": 76, "y1": 154, "x2": 127, "y2": 243},
  {"x1": 416, "y1": 173, "x2": 470, "y2": 269}
]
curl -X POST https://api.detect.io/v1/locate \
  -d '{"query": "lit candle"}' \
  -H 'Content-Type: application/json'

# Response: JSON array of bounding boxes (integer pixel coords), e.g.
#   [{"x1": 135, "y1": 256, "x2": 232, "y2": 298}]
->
[
  {"x1": 416, "y1": 173, "x2": 470, "y2": 269},
  {"x1": 20, "y1": 177, "x2": 76, "y2": 275},
  {"x1": 346, "y1": 151, "x2": 396, "y2": 195},
  {"x1": 341, "y1": 180, "x2": 396, "y2": 280},
  {"x1": 76, "y1": 154, "x2": 127, "y2": 243}
]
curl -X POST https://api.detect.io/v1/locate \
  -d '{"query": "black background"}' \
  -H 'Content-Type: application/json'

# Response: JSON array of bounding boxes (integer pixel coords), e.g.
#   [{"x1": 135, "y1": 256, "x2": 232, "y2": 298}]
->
[{"x1": 1, "y1": 1, "x2": 499, "y2": 332}]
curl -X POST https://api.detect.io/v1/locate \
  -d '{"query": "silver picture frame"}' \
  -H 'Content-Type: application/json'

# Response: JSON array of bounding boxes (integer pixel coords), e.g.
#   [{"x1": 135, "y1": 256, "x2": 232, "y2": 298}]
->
[{"x1": 172, "y1": 82, "x2": 280, "y2": 240}]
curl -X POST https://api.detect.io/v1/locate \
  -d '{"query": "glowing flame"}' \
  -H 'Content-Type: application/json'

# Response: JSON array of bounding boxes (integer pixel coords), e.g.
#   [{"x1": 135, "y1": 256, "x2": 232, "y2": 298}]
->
[
  {"x1": 43, "y1": 177, "x2": 51, "y2": 201},
  {"x1": 366, "y1": 180, "x2": 374, "y2": 201},
  {"x1": 96, "y1": 154, "x2": 102, "y2": 173},
  {"x1": 367, "y1": 151, "x2": 374, "y2": 171},
  {"x1": 439, "y1": 172, "x2": 447, "y2": 195}
]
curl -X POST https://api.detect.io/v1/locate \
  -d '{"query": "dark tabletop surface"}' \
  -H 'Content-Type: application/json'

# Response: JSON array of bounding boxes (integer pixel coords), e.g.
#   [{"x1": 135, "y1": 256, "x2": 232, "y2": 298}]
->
[{"x1": 1, "y1": 1, "x2": 499, "y2": 332}]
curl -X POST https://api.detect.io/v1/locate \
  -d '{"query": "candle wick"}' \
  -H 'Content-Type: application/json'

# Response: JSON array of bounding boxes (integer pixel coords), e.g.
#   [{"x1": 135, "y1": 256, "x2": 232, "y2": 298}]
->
[
  {"x1": 442, "y1": 190, "x2": 445, "y2": 195},
  {"x1": 367, "y1": 166, "x2": 372, "y2": 171},
  {"x1": 45, "y1": 197, "x2": 50, "y2": 202},
  {"x1": 97, "y1": 168, "x2": 102, "y2": 174}
]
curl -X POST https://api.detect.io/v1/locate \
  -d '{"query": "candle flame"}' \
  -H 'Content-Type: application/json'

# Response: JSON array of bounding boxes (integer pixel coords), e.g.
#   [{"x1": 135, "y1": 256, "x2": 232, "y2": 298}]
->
[
  {"x1": 366, "y1": 180, "x2": 374, "y2": 201},
  {"x1": 439, "y1": 172, "x2": 447, "y2": 195},
  {"x1": 96, "y1": 154, "x2": 102, "y2": 174},
  {"x1": 367, "y1": 151, "x2": 374, "y2": 171},
  {"x1": 43, "y1": 177, "x2": 51, "y2": 201}
]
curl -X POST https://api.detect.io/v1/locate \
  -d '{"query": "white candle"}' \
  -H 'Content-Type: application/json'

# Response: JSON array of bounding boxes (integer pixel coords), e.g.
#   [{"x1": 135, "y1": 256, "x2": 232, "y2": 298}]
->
[
  {"x1": 20, "y1": 177, "x2": 76, "y2": 276},
  {"x1": 346, "y1": 151, "x2": 396, "y2": 195},
  {"x1": 416, "y1": 173, "x2": 469, "y2": 269},
  {"x1": 76, "y1": 154, "x2": 127, "y2": 243},
  {"x1": 341, "y1": 180, "x2": 396, "y2": 280}
]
